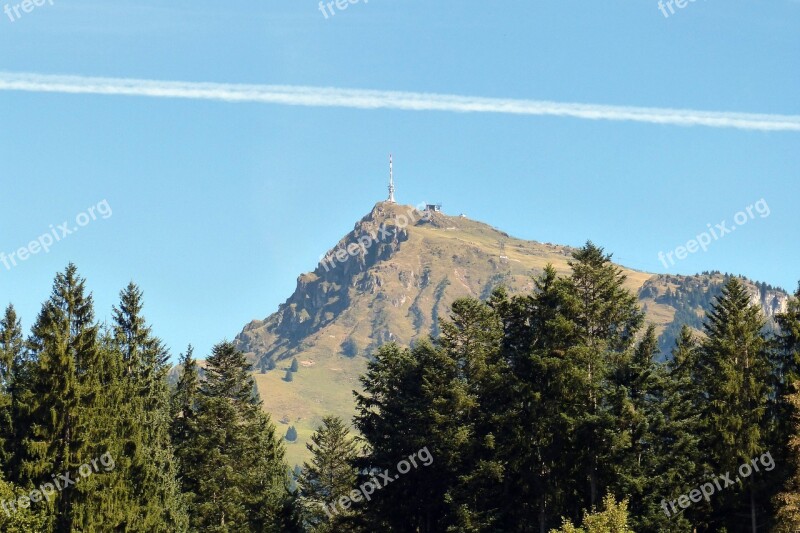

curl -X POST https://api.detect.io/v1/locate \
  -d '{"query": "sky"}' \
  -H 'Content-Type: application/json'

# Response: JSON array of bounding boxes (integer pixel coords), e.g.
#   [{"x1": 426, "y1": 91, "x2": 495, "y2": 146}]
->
[{"x1": 1, "y1": 1, "x2": 798, "y2": 360}]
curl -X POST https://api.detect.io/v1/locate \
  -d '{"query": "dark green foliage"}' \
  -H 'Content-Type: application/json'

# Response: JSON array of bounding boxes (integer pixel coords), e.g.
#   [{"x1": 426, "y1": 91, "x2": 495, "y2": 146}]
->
[
  {"x1": 285, "y1": 369, "x2": 294, "y2": 382},
  {"x1": 297, "y1": 416, "x2": 359, "y2": 531},
  {"x1": 697, "y1": 278, "x2": 772, "y2": 530},
  {"x1": 0, "y1": 257, "x2": 796, "y2": 532},
  {"x1": 171, "y1": 345, "x2": 201, "y2": 509},
  {"x1": 112, "y1": 283, "x2": 187, "y2": 531},
  {"x1": 180, "y1": 341, "x2": 292, "y2": 532},
  {"x1": 0, "y1": 305, "x2": 22, "y2": 470},
  {"x1": 354, "y1": 339, "x2": 470, "y2": 532}
]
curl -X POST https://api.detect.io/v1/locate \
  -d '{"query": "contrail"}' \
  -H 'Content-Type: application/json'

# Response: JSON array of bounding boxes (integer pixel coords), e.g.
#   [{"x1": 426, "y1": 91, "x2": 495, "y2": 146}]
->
[{"x1": 1, "y1": 71, "x2": 798, "y2": 132}]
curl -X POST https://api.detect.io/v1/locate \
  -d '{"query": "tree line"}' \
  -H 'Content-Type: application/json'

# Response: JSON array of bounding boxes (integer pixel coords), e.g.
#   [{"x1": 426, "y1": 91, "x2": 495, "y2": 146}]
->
[
  {"x1": 2, "y1": 241, "x2": 800, "y2": 531},
  {"x1": 297, "y1": 243, "x2": 800, "y2": 532},
  {"x1": 0, "y1": 264, "x2": 297, "y2": 532}
]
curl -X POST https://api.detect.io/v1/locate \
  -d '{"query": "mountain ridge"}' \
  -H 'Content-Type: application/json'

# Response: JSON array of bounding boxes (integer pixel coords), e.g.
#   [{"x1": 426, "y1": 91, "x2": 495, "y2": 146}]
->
[{"x1": 234, "y1": 202, "x2": 789, "y2": 465}]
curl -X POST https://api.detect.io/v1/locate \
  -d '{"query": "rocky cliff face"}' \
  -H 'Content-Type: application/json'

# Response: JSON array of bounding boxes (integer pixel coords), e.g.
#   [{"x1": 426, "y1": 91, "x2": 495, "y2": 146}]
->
[{"x1": 237, "y1": 202, "x2": 416, "y2": 365}]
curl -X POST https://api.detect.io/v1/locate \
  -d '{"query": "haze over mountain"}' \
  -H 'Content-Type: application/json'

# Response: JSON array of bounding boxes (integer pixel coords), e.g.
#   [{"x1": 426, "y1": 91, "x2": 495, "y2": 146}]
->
[{"x1": 234, "y1": 201, "x2": 789, "y2": 466}]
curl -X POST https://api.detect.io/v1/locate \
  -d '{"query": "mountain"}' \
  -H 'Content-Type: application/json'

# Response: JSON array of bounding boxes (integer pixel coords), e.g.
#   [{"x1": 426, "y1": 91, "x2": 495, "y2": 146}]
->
[{"x1": 235, "y1": 202, "x2": 789, "y2": 466}]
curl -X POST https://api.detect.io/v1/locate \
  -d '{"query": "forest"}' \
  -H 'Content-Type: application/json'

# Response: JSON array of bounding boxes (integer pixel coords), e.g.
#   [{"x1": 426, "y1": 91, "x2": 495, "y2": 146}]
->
[{"x1": 1, "y1": 242, "x2": 799, "y2": 532}]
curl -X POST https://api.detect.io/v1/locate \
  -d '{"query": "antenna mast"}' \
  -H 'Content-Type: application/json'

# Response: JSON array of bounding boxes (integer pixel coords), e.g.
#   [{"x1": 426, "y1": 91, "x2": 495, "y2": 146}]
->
[{"x1": 387, "y1": 154, "x2": 396, "y2": 203}]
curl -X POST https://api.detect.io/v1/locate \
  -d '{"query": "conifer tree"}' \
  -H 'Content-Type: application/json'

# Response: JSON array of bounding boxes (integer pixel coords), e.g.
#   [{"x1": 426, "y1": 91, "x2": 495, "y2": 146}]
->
[
  {"x1": 112, "y1": 283, "x2": 187, "y2": 531},
  {"x1": 18, "y1": 265, "x2": 128, "y2": 531},
  {"x1": 489, "y1": 266, "x2": 579, "y2": 532},
  {"x1": 607, "y1": 325, "x2": 671, "y2": 530},
  {"x1": 19, "y1": 265, "x2": 97, "y2": 530},
  {"x1": 772, "y1": 285, "x2": 800, "y2": 488},
  {"x1": 775, "y1": 381, "x2": 800, "y2": 533},
  {"x1": 297, "y1": 416, "x2": 359, "y2": 532},
  {"x1": 186, "y1": 341, "x2": 291, "y2": 532},
  {"x1": 354, "y1": 340, "x2": 468, "y2": 532},
  {"x1": 0, "y1": 305, "x2": 22, "y2": 470},
  {"x1": 775, "y1": 381, "x2": 800, "y2": 531},
  {"x1": 775, "y1": 285, "x2": 800, "y2": 531},
  {"x1": 698, "y1": 278, "x2": 771, "y2": 531},
  {"x1": 171, "y1": 345, "x2": 202, "y2": 511},
  {"x1": 290, "y1": 358, "x2": 299, "y2": 372},
  {"x1": 245, "y1": 411, "x2": 295, "y2": 532},
  {"x1": 560, "y1": 243, "x2": 644, "y2": 510},
  {"x1": 654, "y1": 326, "x2": 705, "y2": 531}
]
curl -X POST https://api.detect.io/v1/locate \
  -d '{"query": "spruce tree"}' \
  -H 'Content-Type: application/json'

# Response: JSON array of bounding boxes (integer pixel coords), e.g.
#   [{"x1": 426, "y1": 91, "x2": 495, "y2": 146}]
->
[
  {"x1": 186, "y1": 341, "x2": 291, "y2": 532},
  {"x1": 560, "y1": 242, "x2": 644, "y2": 511},
  {"x1": 775, "y1": 381, "x2": 800, "y2": 531},
  {"x1": 171, "y1": 345, "x2": 202, "y2": 511},
  {"x1": 354, "y1": 340, "x2": 468, "y2": 532},
  {"x1": 775, "y1": 285, "x2": 800, "y2": 531},
  {"x1": 112, "y1": 283, "x2": 187, "y2": 531},
  {"x1": 18, "y1": 265, "x2": 128, "y2": 530},
  {"x1": 608, "y1": 325, "x2": 670, "y2": 530},
  {"x1": 290, "y1": 358, "x2": 299, "y2": 372},
  {"x1": 245, "y1": 411, "x2": 295, "y2": 532},
  {"x1": 20, "y1": 265, "x2": 97, "y2": 530},
  {"x1": 0, "y1": 305, "x2": 22, "y2": 470},
  {"x1": 297, "y1": 416, "x2": 359, "y2": 532},
  {"x1": 661, "y1": 326, "x2": 705, "y2": 530},
  {"x1": 698, "y1": 278, "x2": 771, "y2": 531}
]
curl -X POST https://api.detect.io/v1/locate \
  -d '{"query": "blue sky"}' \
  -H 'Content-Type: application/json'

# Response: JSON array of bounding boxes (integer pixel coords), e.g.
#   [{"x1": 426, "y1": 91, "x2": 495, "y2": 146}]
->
[{"x1": 1, "y1": 1, "x2": 798, "y2": 360}]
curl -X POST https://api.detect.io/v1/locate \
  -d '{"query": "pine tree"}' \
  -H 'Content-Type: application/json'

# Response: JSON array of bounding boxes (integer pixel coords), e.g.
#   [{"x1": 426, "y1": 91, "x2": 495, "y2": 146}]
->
[
  {"x1": 19, "y1": 265, "x2": 97, "y2": 530},
  {"x1": 17, "y1": 265, "x2": 129, "y2": 531},
  {"x1": 285, "y1": 369, "x2": 294, "y2": 382},
  {"x1": 697, "y1": 278, "x2": 771, "y2": 531},
  {"x1": 245, "y1": 411, "x2": 294, "y2": 532},
  {"x1": 488, "y1": 266, "x2": 579, "y2": 532},
  {"x1": 186, "y1": 341, "x2": 291, "y2": 532},
  {"x1": 297, "y1": 416, "x2": 359, "y2": 531},
  {"x1": 775, "y1": 381, "x2": 800, "y2": 531},
  {"x1": 354, "y1": 340, "x2": 468, "y2": 532},
  {"x1": 112, "y1": 283, "x2": 187, "y2": 531},
  {"x1": 171, "y1": 345, "x2": 202, "y2": 513},
  {"x1": 286, "y1": 426, "x2": 298, "y2": 442},
  {"x1": 608, "y1": 325, "x2": 673, "y2": 530},
  {"x1": 775, "y1": 284, "x2": 800, "y2": 531},
  {"x1": 0, "y1": 305, "x2": 22, "y2": 470},
  {"x1": 290, "y1": 358, "x2": 299, "y2": 372},
  {"x1": 561, "y1": 243, "x2": 644, "y2": 511}
]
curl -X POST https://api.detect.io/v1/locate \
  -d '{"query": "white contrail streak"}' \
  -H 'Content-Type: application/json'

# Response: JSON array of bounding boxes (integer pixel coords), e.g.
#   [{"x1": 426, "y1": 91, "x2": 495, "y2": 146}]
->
[{"x1": 1, "y1": 71, "x2": 798, "y2": 132}]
